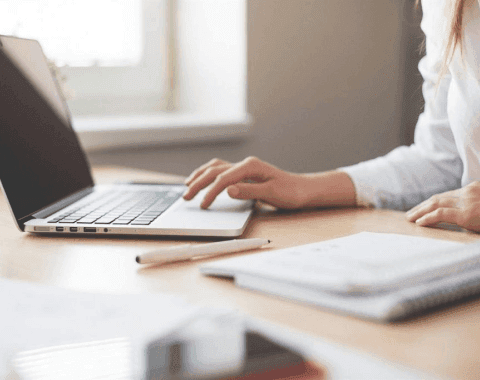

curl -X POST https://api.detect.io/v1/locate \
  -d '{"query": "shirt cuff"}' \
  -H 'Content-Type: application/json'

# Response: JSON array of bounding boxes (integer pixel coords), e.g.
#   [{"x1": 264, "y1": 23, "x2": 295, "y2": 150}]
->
[{"x1": 338, "y1": 166, "x2": 376, "y2": 208}]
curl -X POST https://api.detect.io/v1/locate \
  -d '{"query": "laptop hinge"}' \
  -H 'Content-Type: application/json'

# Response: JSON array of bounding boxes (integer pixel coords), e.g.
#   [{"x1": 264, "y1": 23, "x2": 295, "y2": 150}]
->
[{"x1": 31, "y1": 187, "x2": 94, "y2": 219}]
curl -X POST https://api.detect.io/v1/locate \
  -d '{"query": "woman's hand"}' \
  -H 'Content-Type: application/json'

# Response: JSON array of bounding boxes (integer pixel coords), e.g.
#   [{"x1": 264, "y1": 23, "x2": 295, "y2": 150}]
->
[
  {"x1": 406, "y1": 182, "x2": 480, "y2": 232},
  {"x1": 183, "y1": 156, "x2": 357, "y2": 210},
  {"x1": 182, "y1": 157, "x2": 308, "y2": 209}
]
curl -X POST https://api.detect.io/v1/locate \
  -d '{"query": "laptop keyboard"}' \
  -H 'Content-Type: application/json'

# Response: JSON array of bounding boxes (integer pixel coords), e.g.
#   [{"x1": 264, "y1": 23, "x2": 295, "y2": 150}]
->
[{"x1": 48, "y1": 188, "x2": 184, "y2": 226}]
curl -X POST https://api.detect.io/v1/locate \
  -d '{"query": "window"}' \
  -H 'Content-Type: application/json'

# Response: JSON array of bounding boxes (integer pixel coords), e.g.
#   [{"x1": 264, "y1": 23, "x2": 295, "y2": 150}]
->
[
  {"x1": 0, "y1": 1, "x2": 143, "y2": 67},
  {"x1": 0, "y1": 0, "x2": 168, "y2": 116},
  {"x1": 0, "y1": 0, "x2": 249, "y2": 151},
  {"x1": 62, "y1": 0, "x2": 169, "y2": 118}
]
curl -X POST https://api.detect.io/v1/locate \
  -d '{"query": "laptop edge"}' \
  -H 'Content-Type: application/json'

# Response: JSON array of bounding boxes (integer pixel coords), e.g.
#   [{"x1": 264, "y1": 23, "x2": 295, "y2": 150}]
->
[{"x1": 0, "y1": 35, "x2": 253, "y2": 237}]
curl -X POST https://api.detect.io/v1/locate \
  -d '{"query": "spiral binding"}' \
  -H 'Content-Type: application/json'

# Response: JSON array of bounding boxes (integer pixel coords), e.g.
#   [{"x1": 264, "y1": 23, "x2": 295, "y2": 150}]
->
[{"x1": 392, "y1": 270, "x2": 480, "y2": 320}]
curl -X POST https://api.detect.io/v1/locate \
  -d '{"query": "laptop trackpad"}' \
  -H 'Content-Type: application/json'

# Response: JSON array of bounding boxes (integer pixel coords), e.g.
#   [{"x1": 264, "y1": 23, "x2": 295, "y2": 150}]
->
[{"x1": 155, "y1": 190, "x2": 254, "y2": 230}]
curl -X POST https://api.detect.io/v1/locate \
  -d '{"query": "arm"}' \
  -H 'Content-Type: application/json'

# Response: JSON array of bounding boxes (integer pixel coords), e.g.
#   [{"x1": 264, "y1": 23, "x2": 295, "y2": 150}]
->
[
  {"x1": 339, "y1": 0, "x2": 462, "y2": 211},
  {"x1": 183, "y1": 157, "x2": 356, "y2": 210},
  {"x1": 184, "y1": 1, "x2": 462, "y2": 213}
]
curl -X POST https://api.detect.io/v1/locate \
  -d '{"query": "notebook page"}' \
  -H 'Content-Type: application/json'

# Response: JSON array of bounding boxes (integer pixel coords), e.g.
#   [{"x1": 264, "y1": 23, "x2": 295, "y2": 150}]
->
[{"x1": 200, "y1": 232, "x2": 463, "y2": 294}]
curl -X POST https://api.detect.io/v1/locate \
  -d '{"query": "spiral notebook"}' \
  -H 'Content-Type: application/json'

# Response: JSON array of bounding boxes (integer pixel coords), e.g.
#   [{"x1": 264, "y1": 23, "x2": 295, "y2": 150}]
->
[{"x1": 200, "y1": 232, "x2": 480, "y2": 322}]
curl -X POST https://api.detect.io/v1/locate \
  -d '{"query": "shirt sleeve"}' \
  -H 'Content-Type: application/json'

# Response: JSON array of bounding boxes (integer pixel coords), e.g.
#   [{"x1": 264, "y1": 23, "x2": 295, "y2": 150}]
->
[{"x1": 339, "y1": 1, "x2": 463, "y2": 211}]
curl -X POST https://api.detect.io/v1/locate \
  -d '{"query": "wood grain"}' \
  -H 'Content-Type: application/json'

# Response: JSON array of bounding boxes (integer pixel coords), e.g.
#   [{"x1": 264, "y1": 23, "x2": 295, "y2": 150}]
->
[{"x1": 1, "y1": 166, "x2": 479, "y2": 379}]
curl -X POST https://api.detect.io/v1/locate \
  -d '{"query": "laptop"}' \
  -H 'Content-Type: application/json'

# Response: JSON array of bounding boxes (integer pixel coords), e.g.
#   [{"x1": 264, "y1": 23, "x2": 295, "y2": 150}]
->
[{"x1": 0, "y1": 35, "x2": 254, "y2": 237}]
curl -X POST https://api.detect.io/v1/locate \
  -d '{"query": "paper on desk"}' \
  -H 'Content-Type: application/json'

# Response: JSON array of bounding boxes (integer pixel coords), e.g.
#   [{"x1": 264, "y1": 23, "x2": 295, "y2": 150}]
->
[
  {"x1": 200, "y1": 232, "x2": 463, "y2": 294},
  {"x1": 0, "y1": 277, "x2": 203, "y2": 379}
]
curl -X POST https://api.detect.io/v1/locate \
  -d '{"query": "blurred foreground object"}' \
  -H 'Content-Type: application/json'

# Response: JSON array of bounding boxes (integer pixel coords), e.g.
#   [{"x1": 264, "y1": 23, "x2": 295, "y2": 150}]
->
[
  {"x1": 146, "y1": 311, "x2": 325, "y2": 380},
  {"x1": 12, "y1": 338, "x2": 131, "y2": 380}
]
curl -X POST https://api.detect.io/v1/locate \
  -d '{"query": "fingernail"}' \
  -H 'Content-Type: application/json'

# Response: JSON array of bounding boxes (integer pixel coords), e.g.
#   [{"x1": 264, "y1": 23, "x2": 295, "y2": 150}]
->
[{"x1": 229, "y1": 186, "x2": 239, "y2": 197}]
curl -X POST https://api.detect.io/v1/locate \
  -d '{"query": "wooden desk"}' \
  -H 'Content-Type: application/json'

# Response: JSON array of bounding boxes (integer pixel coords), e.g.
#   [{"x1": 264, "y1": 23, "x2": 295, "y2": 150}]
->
[{"x1": 1, "y1": 166, "x2": 480, "y2": 380}]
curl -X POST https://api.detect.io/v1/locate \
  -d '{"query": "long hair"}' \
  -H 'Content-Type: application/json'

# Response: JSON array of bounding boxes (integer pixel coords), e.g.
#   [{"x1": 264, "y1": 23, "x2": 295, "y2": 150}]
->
[
  {"x1": 444, "y1": 0, "x2": 468, "y2": 66},
  {"x1": 416, "y1": 0, "x2": 468, "y2": 73}
]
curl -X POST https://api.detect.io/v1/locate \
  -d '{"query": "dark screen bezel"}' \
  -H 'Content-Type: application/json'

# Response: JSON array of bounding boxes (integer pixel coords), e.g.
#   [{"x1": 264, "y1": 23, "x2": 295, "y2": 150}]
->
[{"x1": 0, "y1": 35, "x2": 95, "y2": 231}]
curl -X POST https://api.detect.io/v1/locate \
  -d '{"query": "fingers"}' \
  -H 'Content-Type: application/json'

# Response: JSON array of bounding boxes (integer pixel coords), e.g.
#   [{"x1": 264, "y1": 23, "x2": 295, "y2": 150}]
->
[
  {"x1": 227, "y1": 182, "x2": 271, "y2": 201},
  {"x1": 183, "y1": 164, "x2": 231, "y2": 201},
  {"x1": 199, "y1": 158, "x2": 273, "y2": 209},
  {"x1": 406, "y1": 184, "x2": 480, "y2": 231},
  {"x1": 183, "y1": 157, "x2": 274, "y2": 209},
  {"x1": 184, "y1": 156, "x2": 299, "y2": 210},
  {"x1": 415, "y1": 208, "x2": 461, "y2": 226},
  {"x1": 407, "y1": 189, "x2": 458, "y2": 216},
  {"x1": 184, "y1": 158, "x2": 230, "y2": 186},
  {"x1": 406, "y1": 193, "x2": 462, "y2": 227},
  {"x1": 406, "y1": 196, "x2": 458, "y2": 222}
]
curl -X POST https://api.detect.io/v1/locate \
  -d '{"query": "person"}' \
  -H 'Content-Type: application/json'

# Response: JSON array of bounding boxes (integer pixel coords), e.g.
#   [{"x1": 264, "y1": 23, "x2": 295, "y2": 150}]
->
[{"x1": 183, "y1": 0, "x2": 480, "y2": 233}]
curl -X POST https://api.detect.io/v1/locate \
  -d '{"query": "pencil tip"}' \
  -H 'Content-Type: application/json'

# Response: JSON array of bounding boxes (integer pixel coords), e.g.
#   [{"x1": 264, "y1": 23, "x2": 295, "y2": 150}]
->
[
  {"x1": 268, "y1": 240, "x2": 271, "y2": 243},
  {"x1": 135, "y1": 256, "x2": 140, "y2": 264}
]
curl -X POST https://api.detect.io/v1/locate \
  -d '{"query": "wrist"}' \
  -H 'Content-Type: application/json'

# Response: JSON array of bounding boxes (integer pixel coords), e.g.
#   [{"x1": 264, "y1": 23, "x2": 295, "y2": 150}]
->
[{"x1": 297, "y1": 171, "x2": 357, "y2": 208}]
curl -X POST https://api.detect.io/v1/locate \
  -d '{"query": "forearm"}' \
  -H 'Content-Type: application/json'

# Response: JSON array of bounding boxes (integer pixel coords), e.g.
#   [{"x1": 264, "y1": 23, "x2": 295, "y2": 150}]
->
[
  {"x1": 183, "y1": 157, "x2": 358, "y2": 210},
  {"x1": 296, "y1": 171, "x2": 357, "y2": 208}
]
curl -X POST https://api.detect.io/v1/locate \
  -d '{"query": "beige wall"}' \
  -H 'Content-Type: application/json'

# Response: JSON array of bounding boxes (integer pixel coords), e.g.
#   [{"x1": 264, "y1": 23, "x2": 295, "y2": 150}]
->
[{"x1": 89, "y1": 0, "x2": 409, "y2": 177}]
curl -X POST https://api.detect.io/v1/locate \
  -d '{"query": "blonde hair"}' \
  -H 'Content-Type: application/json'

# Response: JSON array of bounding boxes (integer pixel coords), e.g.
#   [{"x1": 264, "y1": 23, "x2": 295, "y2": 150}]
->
[
  {"x1": 444, "y1": 0, "x2": 468, "y2": 67},
  {"x1": 416, "y1": 0, "x2": 469, "y2": 73}
]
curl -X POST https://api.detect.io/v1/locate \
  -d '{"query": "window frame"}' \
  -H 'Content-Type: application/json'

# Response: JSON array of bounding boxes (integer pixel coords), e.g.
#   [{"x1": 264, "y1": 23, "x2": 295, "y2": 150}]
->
[
  {"x1": 69, "y1": 0, "x2": 251, "y2": 152},
  {"x1": 61, "y1": 0, "x2": 169, "y2": 118}
]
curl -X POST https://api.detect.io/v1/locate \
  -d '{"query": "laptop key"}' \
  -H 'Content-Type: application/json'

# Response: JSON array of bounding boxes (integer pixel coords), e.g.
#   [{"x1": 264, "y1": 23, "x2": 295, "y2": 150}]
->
[
  {"x1": 76, "y1": 219, "x2": 98, "y2": 224},
  {"x1": 94, "y1": 218, "x2": 116, "y2": 224},
  {"x1": 124, "y1": 213, "x2": 141, "y2": 218},
  {"x1": 114, "y1": 219, "x2": 134, "y2": 224},
  {"x1": 48, "y1": 189, "x2": 180, "y2": 228}
]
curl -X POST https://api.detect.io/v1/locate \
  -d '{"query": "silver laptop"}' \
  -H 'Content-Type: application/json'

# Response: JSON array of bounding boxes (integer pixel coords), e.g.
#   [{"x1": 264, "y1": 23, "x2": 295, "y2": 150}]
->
[{"x1": 0, "y1": 35, "x2": 254, "y2": 237}]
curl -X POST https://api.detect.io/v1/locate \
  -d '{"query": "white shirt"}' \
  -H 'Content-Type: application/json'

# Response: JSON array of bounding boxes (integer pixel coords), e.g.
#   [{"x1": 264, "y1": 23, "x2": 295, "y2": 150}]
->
[{"x1": 341, "y1": 0, "x2": 480, "y2": 211}]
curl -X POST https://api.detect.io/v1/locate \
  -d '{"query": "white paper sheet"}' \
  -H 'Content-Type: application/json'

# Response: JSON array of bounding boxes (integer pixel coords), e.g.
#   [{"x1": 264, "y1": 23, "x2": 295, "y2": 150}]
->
[
  {"x1": 0, "y1": 278, "x2": 202, "y2": 379},
  {"x1": 201, "y1": 232, "x2": 464, "y2": 294}
]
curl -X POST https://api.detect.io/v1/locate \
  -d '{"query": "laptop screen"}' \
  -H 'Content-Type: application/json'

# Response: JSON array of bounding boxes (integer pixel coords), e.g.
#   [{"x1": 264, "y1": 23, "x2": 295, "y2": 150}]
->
[{"x1": 0, "y1": 36, "x2": 94, "y2": 227}]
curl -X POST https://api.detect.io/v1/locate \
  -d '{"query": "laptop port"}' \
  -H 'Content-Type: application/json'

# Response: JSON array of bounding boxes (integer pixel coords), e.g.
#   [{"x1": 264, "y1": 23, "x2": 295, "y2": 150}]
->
[
  {"x1": 55, "y1": 227, "x2": 64, "y2": 232},
  {"x1": 70, "y1": 227, "x2": 78, "y2": 232},
  {"x1": 84, "y1": 227, "x2": 96, "y2": 233},
  {"x1": 35, "y1": 226, "x2": 51, "y2": 232}
]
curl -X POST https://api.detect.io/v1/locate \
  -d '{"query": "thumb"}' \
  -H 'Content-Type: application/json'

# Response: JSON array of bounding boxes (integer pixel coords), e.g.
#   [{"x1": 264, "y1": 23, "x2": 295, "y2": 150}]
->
[{"x1": 227, "y1": 183, "x2": 270, "y2": 201}]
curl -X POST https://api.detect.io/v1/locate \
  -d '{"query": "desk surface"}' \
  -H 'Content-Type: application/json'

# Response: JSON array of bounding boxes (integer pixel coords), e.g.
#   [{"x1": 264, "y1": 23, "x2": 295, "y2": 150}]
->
[{"x1": 1, "y1": 166, "x2": 480, "y2": 380}]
